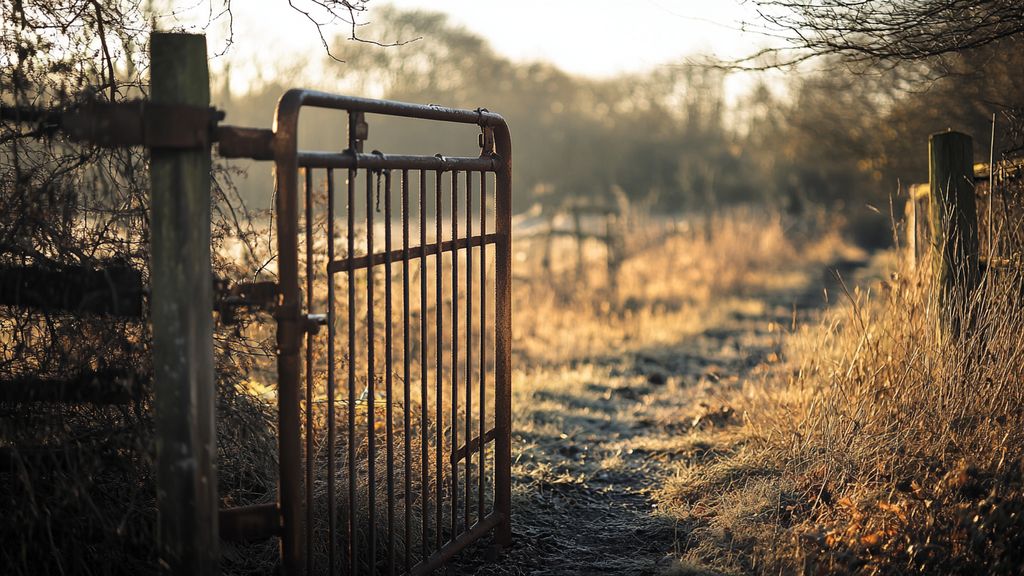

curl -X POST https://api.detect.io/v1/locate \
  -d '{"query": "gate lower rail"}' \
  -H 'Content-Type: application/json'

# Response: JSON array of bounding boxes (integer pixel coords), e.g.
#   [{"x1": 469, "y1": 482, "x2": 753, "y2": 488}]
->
[{"x1": 222, "y1": 91, "x2": 513, "y2": 575}]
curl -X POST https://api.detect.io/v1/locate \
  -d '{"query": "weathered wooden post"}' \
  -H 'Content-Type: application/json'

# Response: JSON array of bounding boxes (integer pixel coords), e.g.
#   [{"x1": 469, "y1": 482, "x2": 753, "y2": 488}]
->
[
  {"x1": 541, "y1": 217, "x2": 554, "y2": 276},
  {"x1": 905, "y1": 188, "x2": 917, "y2": 269},
  {"x1": 928, "y1": 130, "x2": 979, "y2": 336},
  {"x1": 604, "y1": 211, "x2": 620, "y2": 296},
  {"x1": 149, "y1": 32, "x2": 218, "y2": 574},
  {"x1": 573, "y1": 208, "x2": 585, "y2": 283},
  {"x1": 905, "y1": 183, "x2": 930, "y2": 270}
]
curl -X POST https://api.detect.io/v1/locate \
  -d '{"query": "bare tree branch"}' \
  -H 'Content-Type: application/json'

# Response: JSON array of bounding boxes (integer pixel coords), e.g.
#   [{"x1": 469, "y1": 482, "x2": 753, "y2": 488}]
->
[
  {"x1": 286, "y1": 0, "x2": 419, "y2": 63},
  {"x1": 733, "y1": 0, "x2": 1024, "y2": 69}
]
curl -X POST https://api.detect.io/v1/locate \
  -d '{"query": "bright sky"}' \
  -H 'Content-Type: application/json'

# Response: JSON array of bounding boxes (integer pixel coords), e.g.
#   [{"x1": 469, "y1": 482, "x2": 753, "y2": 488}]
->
[
  {"x1": 158, "y1": 0, "x2": 782, "y2": 98},
  {"x1": 381, "y1": 0, "x2": 770, "y2": 77}
]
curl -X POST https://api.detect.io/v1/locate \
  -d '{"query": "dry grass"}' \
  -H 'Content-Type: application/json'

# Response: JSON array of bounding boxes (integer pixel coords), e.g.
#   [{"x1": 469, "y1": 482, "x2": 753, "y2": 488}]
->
[
  {"x1": 513, "y1": 208, "x2": 849, "y2": 367},
  {"x1": 451, "y1": 206, "x2": 858, "y2": 575},
  {"x1": 226, "y1": 204, "x2": 1024, "y2": 575},
  {"x1": 229, "y1": 197, "x2": 860, "y2": 574},
  {"x1": 18, "y1": 199, "x2": 1020, "y2": 575},
  {"x1": 658, "y1": 251, "x2": 1024, "y2": 574}
]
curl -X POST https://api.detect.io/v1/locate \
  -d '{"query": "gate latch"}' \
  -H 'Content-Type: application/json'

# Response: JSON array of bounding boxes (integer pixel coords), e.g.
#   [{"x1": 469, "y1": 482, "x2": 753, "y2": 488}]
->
[
  {"x1": 479, "y1": 126, "x2": 495, "y2": 156},
  {"x1": 214, "y1": 280, "x2": 279, "y2": 326},
  {"x1": 348, "y1": 111, "x2": 368, "y2": 153},
  {"x1": 303, "y1": 314, "x2": 328, "y2": 335}
]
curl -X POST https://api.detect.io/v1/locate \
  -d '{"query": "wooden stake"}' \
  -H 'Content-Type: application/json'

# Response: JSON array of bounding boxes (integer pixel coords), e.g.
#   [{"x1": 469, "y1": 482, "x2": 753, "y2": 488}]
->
[{"x1": 928, "y1": 130, "x2": 979, "y2": 337}]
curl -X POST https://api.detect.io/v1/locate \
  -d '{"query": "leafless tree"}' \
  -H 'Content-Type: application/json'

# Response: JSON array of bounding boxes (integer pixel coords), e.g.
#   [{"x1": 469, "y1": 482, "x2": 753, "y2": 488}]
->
[
  {"x1": 731, "y1": 1, "x2": 1024, "y2": 155},
  {"x1": 737, "y1": 0, "x2": 1024, "y2": 68}
]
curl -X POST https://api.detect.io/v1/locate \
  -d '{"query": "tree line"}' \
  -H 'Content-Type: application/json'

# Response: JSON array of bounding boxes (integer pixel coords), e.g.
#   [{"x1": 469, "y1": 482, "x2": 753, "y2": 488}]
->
[{"x1": 220, "y1": 5, "x2": 1024, "y2": 249}]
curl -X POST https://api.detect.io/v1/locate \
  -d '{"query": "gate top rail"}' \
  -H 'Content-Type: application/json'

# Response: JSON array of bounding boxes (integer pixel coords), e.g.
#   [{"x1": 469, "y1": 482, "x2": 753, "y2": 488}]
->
[
  {"x1": 268, "y1": 89, "x2": 512, "y2": 173},
  {"x1": 272, "y1": 89, "x2": 509, "y2": 133}
]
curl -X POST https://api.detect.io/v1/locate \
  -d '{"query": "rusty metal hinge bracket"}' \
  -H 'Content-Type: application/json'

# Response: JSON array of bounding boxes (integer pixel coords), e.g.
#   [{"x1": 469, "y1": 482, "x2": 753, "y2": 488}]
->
[
  {"x1": 214, "y1": 279, "x2": 279, "y2": 326},
  {"x1": 219, "y1": 503, "x2": 281, "y2": 542},
  {"x1": 303, "y1": 313, "x2": 328, "y2": 334},
  {"x1": 60, "y1": 100, "x2": 225, "y2": 149},
  {"x1": 216, "y1": 125, "x2": 275, "y2": 160}
]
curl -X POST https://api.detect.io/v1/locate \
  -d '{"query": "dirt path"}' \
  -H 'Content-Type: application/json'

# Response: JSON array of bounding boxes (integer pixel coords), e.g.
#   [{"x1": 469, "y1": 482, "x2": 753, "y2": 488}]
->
[{"x1": 452, "y1": 258, "x2": 867, "y2": 575}]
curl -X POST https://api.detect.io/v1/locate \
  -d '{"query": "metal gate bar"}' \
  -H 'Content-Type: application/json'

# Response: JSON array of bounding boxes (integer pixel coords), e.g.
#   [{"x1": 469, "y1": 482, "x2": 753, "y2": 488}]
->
[{"x1": 272, "y1": 90, "x2": 512, "y2": 575}]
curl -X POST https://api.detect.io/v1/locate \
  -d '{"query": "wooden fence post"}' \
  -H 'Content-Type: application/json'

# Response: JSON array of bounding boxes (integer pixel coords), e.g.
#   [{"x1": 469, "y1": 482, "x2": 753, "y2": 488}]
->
[
  {"x1": 905, "y1": 183, "x2": 931, "y2": 270},
  {"x1": 573, "y1": 208, "x2": 585, "y2": 283},
  {"x1": 905, "y1": 186, "x2": 917, "y2": 269},
  {"x1": 149, "y1": 32, "x2": 218, "y2": 574},
  {"x1": 604, "y1": 211, "x2": 621, "y2": 297},
  {"x1": 928, "y1": 130, "x2": 980, "y2": 336}
]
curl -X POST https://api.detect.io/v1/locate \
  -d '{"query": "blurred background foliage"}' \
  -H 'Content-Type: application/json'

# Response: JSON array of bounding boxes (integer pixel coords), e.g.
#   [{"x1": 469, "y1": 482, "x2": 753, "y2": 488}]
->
[{"x1": 220, "y1": 6, "x2": 1024, "y2": 250}]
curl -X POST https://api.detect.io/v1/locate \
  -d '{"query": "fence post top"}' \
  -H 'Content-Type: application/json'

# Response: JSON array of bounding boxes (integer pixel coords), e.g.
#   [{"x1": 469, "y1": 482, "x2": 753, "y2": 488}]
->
[
  {"x1": 930, "y1": 129, "x2": 972, "y2": 141},
  {"x1": 151, "y1": 31, "x2": 206, "y2": 38}
]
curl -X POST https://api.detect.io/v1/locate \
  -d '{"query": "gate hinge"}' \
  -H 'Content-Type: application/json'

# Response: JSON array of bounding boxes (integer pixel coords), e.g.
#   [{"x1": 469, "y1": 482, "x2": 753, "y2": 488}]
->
[
  {"x1": 214, "y1": 279, "x2": 279, "y2": 326},
  {"x1": 219, "y1": 503, "x2": 281, "y2": 542},
  {"x1": 60, "y1": 100, "x2": 224, "y2": 149}
]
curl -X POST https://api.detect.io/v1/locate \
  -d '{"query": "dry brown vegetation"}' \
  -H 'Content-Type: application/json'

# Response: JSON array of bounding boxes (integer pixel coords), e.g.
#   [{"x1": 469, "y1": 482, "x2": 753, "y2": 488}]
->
[
  {"x1": 5, "y1": 3, "x2": 1024, "y2": 574},
  {"x1": 462, "y1": 202, "x2": 1024, "y2": 575},
  {"x1": 454, "y1": 207, "x2": 862, "y2": 575},
  {"x1": 656, "y1": 247, "x2": 1024, "y2": 574},
  {"x1": 513, "y1": 208, "x2": 849, "y2": 367},
  {"x1": 5, "y1": 185, "x2": 1022, "y2": 575}
]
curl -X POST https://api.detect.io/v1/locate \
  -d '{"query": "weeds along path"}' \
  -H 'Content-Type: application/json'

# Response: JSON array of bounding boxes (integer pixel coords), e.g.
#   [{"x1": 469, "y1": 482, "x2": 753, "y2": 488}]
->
[{"x1": 454, "y1": 225, "x2": 865, "y2": 575}]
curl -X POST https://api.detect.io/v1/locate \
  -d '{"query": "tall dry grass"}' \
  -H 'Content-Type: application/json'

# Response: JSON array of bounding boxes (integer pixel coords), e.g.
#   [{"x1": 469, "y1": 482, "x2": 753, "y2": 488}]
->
[
  {"x1": 660, "y1": 251, "x2": 1024, "y2": 574},
  {"x1": 275, "y1": 205, "x2": 850, "y2": 574}
]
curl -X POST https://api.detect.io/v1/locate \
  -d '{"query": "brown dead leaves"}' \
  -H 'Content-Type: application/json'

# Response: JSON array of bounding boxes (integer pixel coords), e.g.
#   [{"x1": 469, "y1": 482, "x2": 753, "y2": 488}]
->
[
  {"x1": 796, "y1": 458, "x2": 1024, "y2": 574},
  {"x1": 689, "y1": 403, "x2": 738, "y2": 430}
]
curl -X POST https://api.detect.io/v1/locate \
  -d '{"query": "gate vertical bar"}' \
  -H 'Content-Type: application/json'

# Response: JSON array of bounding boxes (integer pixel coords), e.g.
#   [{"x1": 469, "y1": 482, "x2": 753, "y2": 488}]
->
[
  {"x1": 450, "y1": 170, "x2": 460, "y2": 538},
  {"x1": 271, "y1": 89, "x2": 305, "y2": 576},
  {"x1": 419, "y1": 169, "x2": 430, "y2": 561},
  {"x1": 303, "y1": 168, "x2": 314, "y2": 576},
  {"x1": 326, "y1": 169, "x2": 337, "y2": 576},
  {"x1": 493, "y1": 125, "x2": 513, "y2": 547},
  {"x1": 478, "y1": 170, "x2": 487, "y2": 522},
  {"x1": 417, "y1": 167, "x2": 430, "y2": 561},
  {"x1": 401, "y1": 169, "x2": 413, "y2": 574},
  {"x1": 149, "y1": 31, "x2": 218, "y2": 576},
  {"x1": 464, "y1": 170, "x2": 473, "y2": 530},
  {"x1": 434, "y1": 170, "x2": 444, "y2": 549},
  {"x1": 366, "y1": 172, "x2": 378, "y2": 571},
  {"x1": 383, "y1": 168, "x2": 396, "y2": 576},
  {"x1": 346, "y1": 163, "x2": 358, "y2": 576}
]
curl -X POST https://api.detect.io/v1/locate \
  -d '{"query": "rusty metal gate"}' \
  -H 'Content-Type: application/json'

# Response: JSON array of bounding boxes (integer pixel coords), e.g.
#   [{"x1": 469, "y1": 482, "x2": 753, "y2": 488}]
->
[{"x1": 257, "y1": 90, "x2": 513, "y2": 575}]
